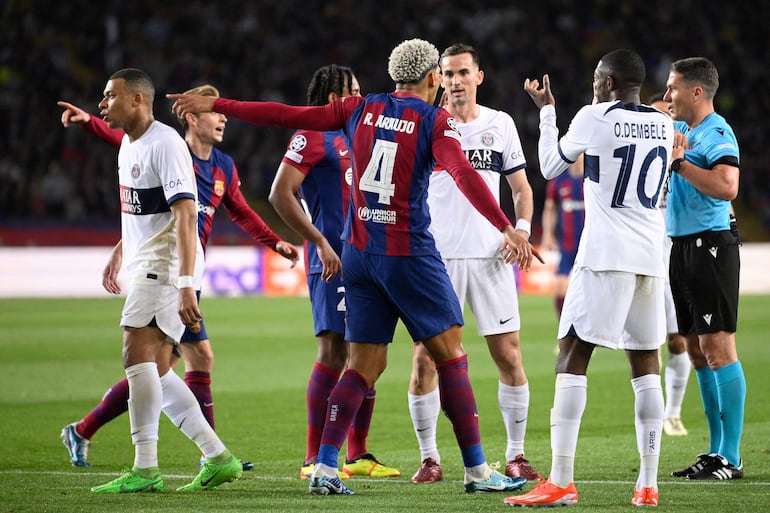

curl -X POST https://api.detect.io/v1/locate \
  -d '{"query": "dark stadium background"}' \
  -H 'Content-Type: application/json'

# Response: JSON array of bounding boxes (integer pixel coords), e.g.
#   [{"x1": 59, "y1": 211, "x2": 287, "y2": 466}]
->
[{"x1": 1, "y1": 1, "x2": 766, "y2": 246}]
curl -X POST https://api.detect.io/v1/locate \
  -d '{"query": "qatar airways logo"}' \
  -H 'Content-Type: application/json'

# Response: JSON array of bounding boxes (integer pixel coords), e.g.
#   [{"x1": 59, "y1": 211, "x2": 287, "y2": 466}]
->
[{"x1": 358, "y1": 206, "x2": 396, "y2": 224}]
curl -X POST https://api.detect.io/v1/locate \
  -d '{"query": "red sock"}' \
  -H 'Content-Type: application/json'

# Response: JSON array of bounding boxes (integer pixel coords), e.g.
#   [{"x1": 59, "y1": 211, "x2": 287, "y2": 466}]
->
[
  {"x1": 77, "y1": 378, "x2": 130, "y2": 440},
  {"x1": 436, "y1": 355, "x2": 484, "y2": 467},
  {"x1": 184, "y1": 371, "x2": 214, "y2": 430},
  {"x1": 346, "y1": 386, "x2": 375, "y2": 461},
  {"x1": 305, "y1": 362, "x2": 341, "y2": 464},
  {"x1": 319, "y1": 369, "x2": 368, "y2": 452},
  {"x1": 555, "y1": 296, "x2": 565, "y2": 317}
]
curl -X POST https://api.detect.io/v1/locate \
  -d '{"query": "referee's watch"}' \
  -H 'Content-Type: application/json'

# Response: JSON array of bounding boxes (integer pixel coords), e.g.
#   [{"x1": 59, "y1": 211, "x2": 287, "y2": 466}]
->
[{"x1": 671, "y1": 158, "x2": 685, "y2": 173}]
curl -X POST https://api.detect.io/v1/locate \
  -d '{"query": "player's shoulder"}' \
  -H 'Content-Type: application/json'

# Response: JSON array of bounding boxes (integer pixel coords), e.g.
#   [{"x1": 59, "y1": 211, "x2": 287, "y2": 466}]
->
[
  {"x1": 286, "y1": 129, "x2": 325, "y2": 152},
  {"x1": 477, "y1": 104, "x2": 513, "y2": 121},
  {"x1": 146, "y1": 121, "x2": 188, "y2": 153},
  {"x1": 210, "y1": 146, "x2": 235, "y2": 169}
]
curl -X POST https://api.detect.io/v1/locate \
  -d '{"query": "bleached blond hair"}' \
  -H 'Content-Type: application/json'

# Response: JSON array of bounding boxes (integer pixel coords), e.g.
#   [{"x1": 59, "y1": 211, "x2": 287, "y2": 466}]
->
[{"x1": 388, "y1": 38, "x2": 439, "y2": 84}]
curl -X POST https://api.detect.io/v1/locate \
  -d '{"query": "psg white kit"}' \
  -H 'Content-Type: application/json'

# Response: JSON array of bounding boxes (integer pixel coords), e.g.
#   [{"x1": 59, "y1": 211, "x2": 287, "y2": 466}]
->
[
  {"x1": 428, "y1": 105, "x2": 527, "y2": 335},
  {"x1": 537, "y1": 102, "x2": 674, "y2": 348},
  {"x1": 117, "y1": 121, "x2": 202, "y2": 340},
  {"x1": 428, "y1": 105, "x2": 526, "y2": 259}
]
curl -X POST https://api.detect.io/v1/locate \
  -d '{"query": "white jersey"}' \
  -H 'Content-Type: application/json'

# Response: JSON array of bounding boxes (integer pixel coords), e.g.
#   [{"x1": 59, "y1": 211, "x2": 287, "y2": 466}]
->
[
  {"x1": 428, "y1": 105, "x2": 526, "y2": 258},
  {"x1": 537, "y1": 102, "x2": 673, "y2": 276},
  {"x1": 117, "y1": 121, "x2": 203, "y2": 287}
]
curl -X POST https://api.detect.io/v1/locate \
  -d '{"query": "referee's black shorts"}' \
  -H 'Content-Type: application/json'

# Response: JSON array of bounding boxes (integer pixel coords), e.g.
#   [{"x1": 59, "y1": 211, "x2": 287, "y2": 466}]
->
[{"x1": 669, "y1": 229, "x2": 740, "y2": 335}]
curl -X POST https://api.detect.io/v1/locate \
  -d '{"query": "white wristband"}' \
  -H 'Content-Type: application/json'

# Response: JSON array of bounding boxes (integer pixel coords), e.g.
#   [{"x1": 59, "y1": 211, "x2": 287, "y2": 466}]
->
[
  {"x1": 177, "y1": 275, "x2": 194, "y2": 289},
  {"x1": 515, "y1": 219, "x2": 531, "y2": 236}
]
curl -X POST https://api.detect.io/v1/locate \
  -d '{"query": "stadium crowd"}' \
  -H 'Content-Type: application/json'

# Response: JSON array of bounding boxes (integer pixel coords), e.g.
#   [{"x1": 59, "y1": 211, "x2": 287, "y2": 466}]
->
[{"x1": 1, "y1": 1, "x2": 768, "y2": 240}]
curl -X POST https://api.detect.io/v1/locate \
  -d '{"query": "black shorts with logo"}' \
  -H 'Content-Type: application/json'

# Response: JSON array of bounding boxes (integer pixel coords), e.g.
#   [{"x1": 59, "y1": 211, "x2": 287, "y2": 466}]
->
[{"x1": 669, "y1": 229, "x2": 740, "y2": 335}]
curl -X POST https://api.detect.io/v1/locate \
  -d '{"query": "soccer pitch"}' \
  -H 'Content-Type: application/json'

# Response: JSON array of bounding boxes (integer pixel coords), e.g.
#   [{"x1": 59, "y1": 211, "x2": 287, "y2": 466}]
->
[{"x1": 0, "y1": 295, "x2": 768, "y2": 512}]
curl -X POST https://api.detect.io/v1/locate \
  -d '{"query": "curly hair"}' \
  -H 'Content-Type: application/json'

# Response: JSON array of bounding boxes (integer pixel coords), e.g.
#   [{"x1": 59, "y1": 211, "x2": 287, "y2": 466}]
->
[
  {"x1": 388, "y1": 38, "x2": 439, "y2": 85},
  {"x1": 306, "y1": 64, "x2": 355, "y2": 106}
]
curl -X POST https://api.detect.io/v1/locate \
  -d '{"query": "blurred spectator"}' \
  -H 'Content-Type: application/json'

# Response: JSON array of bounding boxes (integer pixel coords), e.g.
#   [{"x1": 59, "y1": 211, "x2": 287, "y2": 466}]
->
[{"x1": 1, "y1": 1, "x2": 768, "y2": 240}]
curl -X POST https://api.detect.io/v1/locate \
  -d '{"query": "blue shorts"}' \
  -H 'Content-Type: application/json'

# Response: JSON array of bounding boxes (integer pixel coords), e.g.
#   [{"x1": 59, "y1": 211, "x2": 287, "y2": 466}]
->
[
  {"x1": 180, "y1": 290, "x2": 208, "y2": 343},
  {"x1": 342, "y1": 243, "x2": 463, "y2": 343},
  {"x1": 307, "y1": 273, "x2": 346, "y2": 336},
  {"x1": 557, "y1": 248, "x2": 578, "y2": 276}
]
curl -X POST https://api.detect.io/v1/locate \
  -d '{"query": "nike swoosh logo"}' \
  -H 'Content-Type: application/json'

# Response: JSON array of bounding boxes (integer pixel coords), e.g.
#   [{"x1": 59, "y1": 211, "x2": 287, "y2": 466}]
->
[
  {"x1": 339, "y1": 149, "x2": 349, "y2": 156},
  {"x1": 514, "y1": 418, "x2": 527, "y2": 424},
  {"x1": 201, "y1": 470, "x2": 221, "y2": 487},
  {"x1": 131, "y1": 430, "x2": 140, "y2": 436},
  {"x1": 416, "y1": 427, "x2": 429, "y2": 432},
  {"x1": 499, "y1": 317, "x2": 514, "y2": 324}
]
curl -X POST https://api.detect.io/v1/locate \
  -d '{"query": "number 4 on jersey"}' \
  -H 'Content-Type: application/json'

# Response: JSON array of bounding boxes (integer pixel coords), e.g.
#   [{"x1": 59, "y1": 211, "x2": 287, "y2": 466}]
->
[{"x1": 359, "y1": 139, "x2": 397, "y2": 205}]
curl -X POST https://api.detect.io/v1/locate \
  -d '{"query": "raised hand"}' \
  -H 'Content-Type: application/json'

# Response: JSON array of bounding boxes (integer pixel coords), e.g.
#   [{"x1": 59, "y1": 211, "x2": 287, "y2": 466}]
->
[{"x1": 523, "y1": 74, "x2": 555, "y2": 109}]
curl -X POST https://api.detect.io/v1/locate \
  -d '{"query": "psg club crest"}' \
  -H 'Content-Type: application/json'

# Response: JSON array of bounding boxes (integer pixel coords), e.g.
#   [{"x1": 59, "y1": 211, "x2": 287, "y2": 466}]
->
[
  {"x1": 481, "y1": 132, "x2": 494, "y2": 146},
  {"x1": 214, "y1": 179, "x2": 225, "y2": 196},
  {"x1": 131, "y1": 164, "x2": 140, "y2": 178},
  {"x1": 289, "y1": 134, "x2": 307, "y2": 152}
]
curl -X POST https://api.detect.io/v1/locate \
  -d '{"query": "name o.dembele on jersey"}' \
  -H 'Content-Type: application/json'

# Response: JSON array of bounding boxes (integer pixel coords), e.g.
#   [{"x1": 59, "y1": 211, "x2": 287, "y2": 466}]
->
[{"x1": 538, "y1": 101, "x2": 674, "y2": 276}]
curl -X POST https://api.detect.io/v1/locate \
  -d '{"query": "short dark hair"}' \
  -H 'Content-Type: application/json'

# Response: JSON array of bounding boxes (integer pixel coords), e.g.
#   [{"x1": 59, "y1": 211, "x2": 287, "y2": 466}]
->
[
  {"x1": 670, "y1": 57, "x2": 719, "y2": 99},
  {"x1": 441, "y1": 43, "x2": 480, "y2": 68},
  {"x1": 599, "y1": 49, "x2": 646, "y2": 88},
  {"x1": 108, "y1": 68, "x2": 155, "y2": 102},
  {"x1": 306, "y1": 64, "x2": 356, "y2": 106},
  {"x1": 645, "y1": 91, "x2": 665, "y2": 104}
]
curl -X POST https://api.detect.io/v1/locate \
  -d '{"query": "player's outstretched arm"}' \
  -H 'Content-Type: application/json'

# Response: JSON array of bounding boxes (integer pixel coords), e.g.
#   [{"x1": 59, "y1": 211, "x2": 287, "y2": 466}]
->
[
  {"x1": 58, "y1": 101, "x2": 91, "y2": 127},
  {"x1": 167, "y1": 94, "x2": 216, "y2": 118}
]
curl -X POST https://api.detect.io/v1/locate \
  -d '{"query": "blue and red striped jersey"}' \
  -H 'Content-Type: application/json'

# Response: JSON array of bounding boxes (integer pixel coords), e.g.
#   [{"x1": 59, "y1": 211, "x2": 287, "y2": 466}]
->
[
  {"x1": 546, "y1": 172, "x2": 585, "y2": 253},
  {"x1": 214, "y1": 94, "x2": 510, "y2": 257},
  {"x1": 282, "y1": 129, "x2": 351, "y2": 274}
]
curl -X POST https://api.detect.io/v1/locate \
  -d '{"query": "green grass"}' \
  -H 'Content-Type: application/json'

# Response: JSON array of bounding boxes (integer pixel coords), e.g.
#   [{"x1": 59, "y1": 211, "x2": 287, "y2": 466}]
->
[{"x1": 1, "y1": 294, "x2": 768, "y2": 512}]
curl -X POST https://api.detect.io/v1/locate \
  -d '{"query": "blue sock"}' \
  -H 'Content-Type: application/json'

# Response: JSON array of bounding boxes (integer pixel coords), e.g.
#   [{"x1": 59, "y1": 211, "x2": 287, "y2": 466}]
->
[
  {"x1": 714, "y1": 361, "x2": 746, "y2": 466},
  {"x1": 317, "y1": 443, "x2": 340, "y2": 470},
  {"x1": 695, "y1": 366, "x2": 721, "y2": 454}
]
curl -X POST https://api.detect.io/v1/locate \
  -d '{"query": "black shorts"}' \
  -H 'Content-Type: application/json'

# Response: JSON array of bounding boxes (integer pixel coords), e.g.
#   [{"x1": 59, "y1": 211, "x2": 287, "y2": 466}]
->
[{"x1": 669, "y1": 230, "x2": 740, "y2": 335}]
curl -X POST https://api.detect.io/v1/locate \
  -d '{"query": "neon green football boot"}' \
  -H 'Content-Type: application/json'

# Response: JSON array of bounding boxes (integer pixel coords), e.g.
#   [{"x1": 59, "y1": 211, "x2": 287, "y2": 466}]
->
[
  {"x1": 91, "y1": 467, "x2": 164, "y2": 493},
  {"x1": 177, "y1": 452, "x2": 243, "y2": 491}
]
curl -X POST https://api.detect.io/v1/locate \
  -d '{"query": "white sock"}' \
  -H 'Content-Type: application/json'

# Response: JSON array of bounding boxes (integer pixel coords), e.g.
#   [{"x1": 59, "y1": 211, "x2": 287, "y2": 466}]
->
[
  {"x1": 408, "y1": 387, "x2": 441, "y2": 463},
  {"x1": 312, "y1": 462, "x2": 339, "y2": 478},
  {"x1": 664, "y1": 352, "x2": 691, "y2": 418},
  {"x1": 550, "y1": 373, "x2": 587, "y2": 488},
  {"x1": 126, "y1": 362, "x2": 161, "y2": 469},
  {"x1": 498, "y1": 381, "x2": 529, "y2": 461},
  {"x1": 632, "y1": 374, "x2": 663, "y2": 491},
  {"x1": 159, "y1": 369, "x2": 226, "y2": 459},
  {"x1": 465, "y1": 462, "x2": 491, "y2": 480}
]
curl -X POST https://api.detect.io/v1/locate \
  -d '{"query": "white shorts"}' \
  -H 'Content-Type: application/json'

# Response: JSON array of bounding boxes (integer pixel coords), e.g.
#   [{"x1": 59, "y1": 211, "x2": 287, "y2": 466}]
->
[
  {"x1": 558, "y1": 268, "x2": 665, "y2": 350},
  {"x1": 444, "y1": 258, "x2": 519, "y2": 336},
  {"x1": 121, "y1": 283, "x2": 185, "y2": 343},
  {"x1": 662, "y1": 235, "x2": 679, "y2": 334}
]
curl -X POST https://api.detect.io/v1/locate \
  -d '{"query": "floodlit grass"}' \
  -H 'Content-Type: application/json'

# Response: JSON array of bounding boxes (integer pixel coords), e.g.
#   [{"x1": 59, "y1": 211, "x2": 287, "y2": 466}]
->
[{"x1": 1, "y1": 294, "x2": 768, "y2": 512}]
